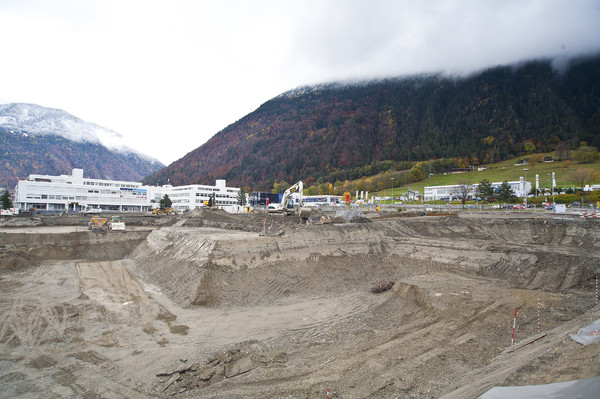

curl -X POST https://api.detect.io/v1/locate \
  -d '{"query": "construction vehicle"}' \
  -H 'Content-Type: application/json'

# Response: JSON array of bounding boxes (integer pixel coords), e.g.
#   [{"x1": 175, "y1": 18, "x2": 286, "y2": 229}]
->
[
  {"x1": 88, "y1": 216, "x2": 108, "y2": 231},
  {"x1": 87, "y1": 215, "x2": 126, "y2": 231},
  {"x1": 203, "y1": 192, "x2": 217, "y2": 208},
  {"x1": 108, "y1": 215, "x2": 126, "y2": 231},
  {"x1": 267, "y1": 181, "x2": 312, "y2": 220},
  {"x1": 152, "y1": 207, "x2": 178, "y2": 215}
]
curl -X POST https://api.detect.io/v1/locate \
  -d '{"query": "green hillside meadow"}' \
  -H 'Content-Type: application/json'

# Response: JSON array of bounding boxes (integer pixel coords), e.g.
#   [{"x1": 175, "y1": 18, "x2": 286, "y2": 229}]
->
[{"x1": 374, "y1": 154, "x2": 600, "y2": 202}]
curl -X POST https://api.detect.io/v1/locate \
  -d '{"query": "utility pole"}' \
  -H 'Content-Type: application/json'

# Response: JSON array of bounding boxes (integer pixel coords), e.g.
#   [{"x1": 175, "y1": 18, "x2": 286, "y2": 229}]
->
[{"x1": 391, "y1": 178, "x2": 394, "y2": 206}]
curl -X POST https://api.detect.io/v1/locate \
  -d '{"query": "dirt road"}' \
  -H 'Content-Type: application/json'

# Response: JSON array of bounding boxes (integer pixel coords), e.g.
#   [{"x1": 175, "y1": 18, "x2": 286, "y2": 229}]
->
[{"x1": 1, "y1": 211, "x2": 599, "y2": 398}]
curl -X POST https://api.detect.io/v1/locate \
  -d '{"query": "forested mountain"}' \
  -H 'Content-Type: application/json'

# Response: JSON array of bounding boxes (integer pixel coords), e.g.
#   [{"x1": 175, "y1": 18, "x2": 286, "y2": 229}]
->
[
  {"x1": 145, "y1": 55, "x2": 600, "y2": 191},
  {"x1": 0, "y1": 104, "x2": 164, "y2": 188}
]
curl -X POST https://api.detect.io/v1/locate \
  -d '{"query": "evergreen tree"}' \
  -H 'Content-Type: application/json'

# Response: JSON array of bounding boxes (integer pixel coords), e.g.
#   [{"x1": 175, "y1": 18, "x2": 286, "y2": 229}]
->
[
  {"x1": 1, "y1": 190, "x2": 13, "y2": 209},
  {"x1": 237, "y1": 187, "x2": 247, "y2": 206},
  {"x1": 476, "y1": 179, "x2": 494, "y2": 203},
  {"x1": 498, "y1": 181, "x2": 517, "y2": 202},
  {"x1": 159, "y1": 194, "x2": 172, "y2": 209}
]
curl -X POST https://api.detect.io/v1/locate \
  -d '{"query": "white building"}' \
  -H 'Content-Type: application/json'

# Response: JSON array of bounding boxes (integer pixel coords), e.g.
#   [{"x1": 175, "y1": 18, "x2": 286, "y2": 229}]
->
[
  {"x1": 302, "y1": 195, "x2": 343, "y2": 207},
  {"x1": 424, "y1": 179, "x2": 532, "y2": 201},
  {"x1": 424, "y1": 184, "x2": 476, "y2": 201},
  {"x1": 14, "y1": 168, "x2": 151, "y2": 212},
  {"x1": 150, "y1": 180, "x2": 240, "y2": 212},
  {"x1": 14, "y1": 168, "x2": 240, "y2": 213}
]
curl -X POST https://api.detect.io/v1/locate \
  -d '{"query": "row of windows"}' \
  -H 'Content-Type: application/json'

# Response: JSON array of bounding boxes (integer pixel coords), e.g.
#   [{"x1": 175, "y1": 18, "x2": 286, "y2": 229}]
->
[
  {"x1": 26, "y1": 190, "x2": 146, "y2": 198},
  {"x1": 172, "y1": 187, "x2": 220, "y2": 192},
  {"x1": 25, "y1": 195, "x2": 147, "y2": 202},
  {"x1": 84, "y1": 181, "x2": 138, "y2": 188}
]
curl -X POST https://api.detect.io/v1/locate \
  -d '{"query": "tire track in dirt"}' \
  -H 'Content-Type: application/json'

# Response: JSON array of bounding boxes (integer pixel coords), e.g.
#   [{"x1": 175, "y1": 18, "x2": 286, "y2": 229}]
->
[{"x1": 0, "y1": 262, "x2": 77, "y2": 346}]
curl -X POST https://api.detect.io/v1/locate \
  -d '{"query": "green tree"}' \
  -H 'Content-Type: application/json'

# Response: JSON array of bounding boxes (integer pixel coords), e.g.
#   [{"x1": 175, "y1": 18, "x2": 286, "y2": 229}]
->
[
  {"x1": 237, "y1": 187, "x2": 247, "y2": 206},
  {"x1": 575, "y1": 142, "x2": 599, "y2": 163},
  {"x1": 476, "y1": 179, "x2": 494, "y2": 203},
  {"x1": 498, "y1": 180, "x2": 517, "y2": 202},
  {"x1": 272, "y1": 180, "x2": 290, "y2": 194},
  {"x1": 523, "y1": 141, "x2": 536, "y2": 154},
  {"x1": 159, "y1": 194, "x2": 172, "y2": 209},
  {"x1": 1, "y1": 190, "x2": 13, "y2": 209}
]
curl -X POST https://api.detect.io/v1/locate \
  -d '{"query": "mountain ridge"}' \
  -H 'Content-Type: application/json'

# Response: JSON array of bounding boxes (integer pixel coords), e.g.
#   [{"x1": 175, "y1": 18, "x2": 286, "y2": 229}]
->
[
  {"x1": 0, "y1": 103, "x2": 164, "y2": 188},
  {"x1": 144, "y1": 54, "x2": 600, "y2": 190}
]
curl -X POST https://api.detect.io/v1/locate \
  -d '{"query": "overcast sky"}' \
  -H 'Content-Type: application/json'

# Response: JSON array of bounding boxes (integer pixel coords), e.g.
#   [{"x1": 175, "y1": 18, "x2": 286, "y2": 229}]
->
[{"x1": 1, "y1": 0, "x2": 599, "y2": 165}]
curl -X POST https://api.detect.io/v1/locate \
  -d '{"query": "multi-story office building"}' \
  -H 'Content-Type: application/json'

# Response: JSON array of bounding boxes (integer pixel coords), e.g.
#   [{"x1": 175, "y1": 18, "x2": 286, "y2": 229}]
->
[
  {"x1": 14, "y1": 168, "x2": 240, "y2": 213},
  {"x1": 152, "y1": 180, "x2": 240, "y2": 213}
]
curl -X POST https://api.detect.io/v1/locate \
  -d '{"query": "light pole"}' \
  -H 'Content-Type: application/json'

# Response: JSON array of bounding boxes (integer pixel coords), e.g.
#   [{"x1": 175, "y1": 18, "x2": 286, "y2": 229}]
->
[
  {"x1": 523, "y1": 168, "x2": 528, "y2": 198},
  {"x1": 551, "y1": 172, "x2": 556, "y2": 204},
  {"x1": 391, "y1": 178, "x2": 394, "y2": 205}
]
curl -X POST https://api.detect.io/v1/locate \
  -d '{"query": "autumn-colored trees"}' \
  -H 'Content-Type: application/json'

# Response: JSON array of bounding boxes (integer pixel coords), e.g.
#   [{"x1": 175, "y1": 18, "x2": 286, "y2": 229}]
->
[{"x1": 142, "y1": 56, "x2": 600, "y2": 191}]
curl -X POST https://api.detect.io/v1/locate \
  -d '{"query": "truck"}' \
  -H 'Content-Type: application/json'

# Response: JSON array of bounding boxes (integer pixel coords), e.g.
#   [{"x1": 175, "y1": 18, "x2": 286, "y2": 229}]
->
[{"x1": 87, "y1": 215, "x2": 126, "y2": 231}]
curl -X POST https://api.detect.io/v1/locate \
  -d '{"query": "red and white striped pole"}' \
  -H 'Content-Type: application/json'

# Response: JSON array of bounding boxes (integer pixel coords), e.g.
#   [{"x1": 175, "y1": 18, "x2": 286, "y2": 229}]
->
[
  {"x1": 538, "y1": 295, "x2": 540, "y2": 333},
  {"x1": 511, "y1": 307, "x2": 517, "y2": 346},
  {"x1": 326, "y1": 387, "x2": 330, "y2": 398}
]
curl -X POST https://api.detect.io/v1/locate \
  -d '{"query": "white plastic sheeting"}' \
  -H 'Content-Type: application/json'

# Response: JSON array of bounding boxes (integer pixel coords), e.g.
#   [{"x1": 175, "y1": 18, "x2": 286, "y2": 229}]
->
[
  {"x1": 480, "y1": 376, "x2": 600, "y2": 399},
  {"x1": 569, "y1": 319, "x2": 600, "y2": 346}
]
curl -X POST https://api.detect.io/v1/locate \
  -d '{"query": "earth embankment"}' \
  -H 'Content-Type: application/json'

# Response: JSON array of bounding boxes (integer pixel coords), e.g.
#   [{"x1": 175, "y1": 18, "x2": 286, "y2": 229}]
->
[{"x1": 127, "y1": 216, "x2": 600, "y2": 309}]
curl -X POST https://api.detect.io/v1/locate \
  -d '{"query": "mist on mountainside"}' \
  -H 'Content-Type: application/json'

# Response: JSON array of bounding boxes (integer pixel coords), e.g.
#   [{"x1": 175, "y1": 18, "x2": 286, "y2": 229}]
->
[{"x1": 145, "y1": 55, "x2": 600, "y2": 191}]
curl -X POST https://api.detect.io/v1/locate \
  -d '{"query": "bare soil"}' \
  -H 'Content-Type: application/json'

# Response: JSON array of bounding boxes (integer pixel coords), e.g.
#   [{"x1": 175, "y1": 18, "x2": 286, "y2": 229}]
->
[{"x1": 1, "y1": 209, "x2": 599, "y2": 398}]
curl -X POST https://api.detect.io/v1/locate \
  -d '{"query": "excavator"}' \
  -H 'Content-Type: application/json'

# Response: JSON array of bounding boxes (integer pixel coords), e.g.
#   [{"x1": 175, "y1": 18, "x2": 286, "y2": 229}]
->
[
  {"x1": 267, "y1": 181, "x2": 312, "y2": 220},
  {"x1": 203, "y1": 192, "x2": 217, "y2": 208}
]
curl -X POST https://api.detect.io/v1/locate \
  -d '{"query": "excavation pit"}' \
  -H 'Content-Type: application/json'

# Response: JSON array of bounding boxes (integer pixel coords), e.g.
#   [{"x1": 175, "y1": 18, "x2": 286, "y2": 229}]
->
[{"x1": 1, "y1": 212, "x2": 599, "y2": 398}]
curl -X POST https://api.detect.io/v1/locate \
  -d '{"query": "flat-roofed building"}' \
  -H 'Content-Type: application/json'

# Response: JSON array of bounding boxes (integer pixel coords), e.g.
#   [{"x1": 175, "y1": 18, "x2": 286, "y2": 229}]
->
[
  {"x1": 151, "y1": 180, "x2": 240, "y2": 212},
  {"x1": 14, "y1": 168, "x2": 241, "y2": 213},
  {"x1": 425, "y1": 179, "x2": 532, "y2": 201},
  {"x1": 14, "y1": 168, "x2": 150, "y2": 212}
]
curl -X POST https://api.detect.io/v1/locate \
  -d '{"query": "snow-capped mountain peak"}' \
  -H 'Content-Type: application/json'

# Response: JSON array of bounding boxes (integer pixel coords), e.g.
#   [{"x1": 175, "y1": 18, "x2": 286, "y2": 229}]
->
[{"x1": 0, "y1": 103, "x2": 136, "y2": 155}]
